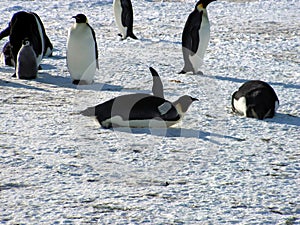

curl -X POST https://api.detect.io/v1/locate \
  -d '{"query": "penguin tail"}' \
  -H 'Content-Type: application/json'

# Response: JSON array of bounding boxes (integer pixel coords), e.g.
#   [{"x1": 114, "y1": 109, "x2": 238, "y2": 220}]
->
[
  {"x1": 178, "y1": 70, "x2": 186, "y2": 74},
  {"x1": 80, "y1": 107, "x2": 96, "y2": 117}
]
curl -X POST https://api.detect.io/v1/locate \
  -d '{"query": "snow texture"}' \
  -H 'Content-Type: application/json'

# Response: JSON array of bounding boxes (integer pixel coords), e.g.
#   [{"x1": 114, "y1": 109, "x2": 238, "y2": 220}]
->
[{"x1": 0, "y1": 0, "x2": 299, "y2": 224}]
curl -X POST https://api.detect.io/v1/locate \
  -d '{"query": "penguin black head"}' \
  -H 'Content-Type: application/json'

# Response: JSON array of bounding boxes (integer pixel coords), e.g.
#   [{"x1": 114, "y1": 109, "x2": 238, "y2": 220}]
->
[
  {"x1": 173, "y1": 95, "x2": 199, "y2": 114},
  {"x1": 22, "y1": 38, "x2": 31, "y2": 46},
  {"x1": 72, "y1": 14, "x2": 88, "y2": 23},
  {"x1": 196, "y1": 0, "x2": 216, "y2": 9}
]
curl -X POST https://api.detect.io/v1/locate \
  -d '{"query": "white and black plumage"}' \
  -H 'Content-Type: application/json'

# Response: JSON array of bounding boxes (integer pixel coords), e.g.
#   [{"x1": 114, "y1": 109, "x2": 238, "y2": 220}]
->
[
  {"x1": 80, "y1": 67, "x2": 198, "y2": 128},
  {"x1": 1, "y1": 41, "x2": 14, "y2": 67},
  {"x1": 0, "y1": 11, "x2": 53, "y2": 71},
  {"x1": 113, "y1": 0, "x2": 138, "y2": 40},
  {"x1": 16, "y1": 39, "x2": 38, "y2": 80},
  {"x1": 232, "y1": 80, "x2": 279, "y2": 120},
  {"x1": 67, "y1": 14, "x2": 99, "y2": 85},
  {"x1": 180, "y1": 0, "x2": 216, "y2": 74}
]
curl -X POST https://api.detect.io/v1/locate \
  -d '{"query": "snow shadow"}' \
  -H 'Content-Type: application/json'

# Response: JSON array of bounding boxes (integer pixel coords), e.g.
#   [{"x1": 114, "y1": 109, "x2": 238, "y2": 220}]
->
[
  {"x1": 37, "y1": 72, "x2": 123, "y2": 91},
  {"x1": 113, "y1": 127, "x2": 243, "y2": 144},
  {"x1": 0, "y1": 79, "x2": 49, "y2": 92},
  {"x1": 207, "y1": 74, "x2": 300, "y2": 90},
  {"x1": 268, "y1": 113, "x2": 300, "y2": 127}
]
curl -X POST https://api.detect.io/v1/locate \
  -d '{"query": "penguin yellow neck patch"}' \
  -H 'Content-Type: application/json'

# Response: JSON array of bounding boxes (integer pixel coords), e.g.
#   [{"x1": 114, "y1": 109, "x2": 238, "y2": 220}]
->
[{"x1": 197, "y1": 4, "x2": 204, "y2": 11}]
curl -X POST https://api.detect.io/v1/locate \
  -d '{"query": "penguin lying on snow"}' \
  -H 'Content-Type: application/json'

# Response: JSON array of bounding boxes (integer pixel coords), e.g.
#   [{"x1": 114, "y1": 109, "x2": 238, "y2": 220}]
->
[
  {"x1": 16, "y1": 39, "x2": 38, "y2": 80},
  {"x1": 180, "y1": 0, "x2": 216, "y2": 74},
  {"x1": 67, "y1": 14, "x2": 99, "y2": 85},
  {"x1": 81, "y1": 67, "x2": 198, "y2": 128},
  {"x1": 113, "y1": 0, "x2": 138, "y2": 40},
  {"x1": 232, "y1": 80, "x2": 279, "y2": 120}
]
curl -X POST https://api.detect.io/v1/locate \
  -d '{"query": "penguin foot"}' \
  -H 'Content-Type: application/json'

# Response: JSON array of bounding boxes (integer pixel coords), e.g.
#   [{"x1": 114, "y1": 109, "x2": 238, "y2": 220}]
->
[
  {"x1": 72, "y1": 80, "x2": 91, "y2": 85},
  {"x1": 38, "y1": 65, "x2": 42, "y2": 70},
  {"x1": 129, "y1": 33, "x2": 138, "y2": 40},
  {"x1": 11, "y1": 73, "x2": 16, "y2": 78},
  {"x1": 178, "y1": 70, "x2": 186, "y2": 74}
]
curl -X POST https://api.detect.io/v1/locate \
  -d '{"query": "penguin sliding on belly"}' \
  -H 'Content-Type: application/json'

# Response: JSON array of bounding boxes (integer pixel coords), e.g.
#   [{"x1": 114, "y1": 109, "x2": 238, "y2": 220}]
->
[
  {"x1": 80, "y1": 67, "x2": 198, "y2": 128},
  {"x1": 67, "y1": 14, "x2": 99, "y2": 85},
  {"x1": 232, "y1": 80, "x2": 279, "y2": 120},
  {"x1": 180, "y1": 0, "x2": 216, "y2": 74},
  {"x1": 113, "y1": 0, "x2": 138, "y2": 40},
  {"x1": 16, "y1": 39, "x2": 38, "y2": 80}
]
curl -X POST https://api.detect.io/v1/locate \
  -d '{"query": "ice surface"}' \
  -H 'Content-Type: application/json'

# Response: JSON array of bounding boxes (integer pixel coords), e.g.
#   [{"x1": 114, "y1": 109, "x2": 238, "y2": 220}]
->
[{"x1": 0, "y1": 0, "x2": 299, "y2": 224}]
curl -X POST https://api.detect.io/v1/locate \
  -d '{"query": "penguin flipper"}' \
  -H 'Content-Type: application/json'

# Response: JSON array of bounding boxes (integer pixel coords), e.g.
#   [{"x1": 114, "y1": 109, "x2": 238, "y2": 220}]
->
[
  {"x1": 121, "y1": 0, "x2": 134, "y2": 28},
  {"x1": 0, "y1": 25, "x2": 10, "y2": 40},
  {"x1": 88, "y1": 23, "x2": 99, "y2": 69},
  {"x1": 182, "y1": 10, "x2": 202, "y2": 54},
  {"x1": 149, "y1": 67, "x2": 164, "y2": 99}
]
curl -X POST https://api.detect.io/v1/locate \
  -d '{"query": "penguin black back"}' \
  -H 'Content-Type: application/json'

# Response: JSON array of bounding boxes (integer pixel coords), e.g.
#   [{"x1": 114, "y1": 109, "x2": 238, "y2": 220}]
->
[
  {"x1": 81, "y1": 93, "x2": 180, "y2": 128},
  {"x1": 232, "y1": 80, "x2": 279, "y2": 120},
  {"x1": 180, "y1": 0, "x2": 216, "y2": 74}
]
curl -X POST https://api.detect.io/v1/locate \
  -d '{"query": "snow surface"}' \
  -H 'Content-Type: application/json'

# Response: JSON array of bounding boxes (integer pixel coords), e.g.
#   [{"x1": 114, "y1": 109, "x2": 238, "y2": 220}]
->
[{"x1": 0, "y1": 0, "x2": 299, "y2": 224}]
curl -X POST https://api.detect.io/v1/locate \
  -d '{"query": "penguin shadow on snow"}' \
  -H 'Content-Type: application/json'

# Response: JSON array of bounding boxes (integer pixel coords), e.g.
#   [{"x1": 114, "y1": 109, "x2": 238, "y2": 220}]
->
[
  {"x1": 267, "y1": 113, "x2": 300, "y2": 127},
  {"x1": 37, "y1": 72, "x2": 124, "y2": 92},
  {"x1": 206, "y1": 74, "x2": 300, "y2": 90},
  {"x1": 0, "y1": 78, "x2": 49, "y2": 92},
  {"x1": 112, "y1": 127, "x2": 243, "y2": 144}
]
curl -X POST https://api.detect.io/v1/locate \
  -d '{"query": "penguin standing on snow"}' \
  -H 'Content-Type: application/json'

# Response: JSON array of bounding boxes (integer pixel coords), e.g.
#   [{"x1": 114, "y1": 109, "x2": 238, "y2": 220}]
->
[
  {"x1": 113, "y1": 0, "x2": 138, "y2": 40},
  {"x1": 232, "y1": 80, "x2": 279, "y2": 120},
  {"x1": 180, "y1": 0, "x2": 216, "y2": 74},
  {"x1": 67, "y1": 14, "x2": 99, "y2": 85},
  {"x1": 80, "y1": 67, "x2": 198, "y2": 128},
  {"x1": 16, "y1": 39, "x2": 38, "y2": 80}
]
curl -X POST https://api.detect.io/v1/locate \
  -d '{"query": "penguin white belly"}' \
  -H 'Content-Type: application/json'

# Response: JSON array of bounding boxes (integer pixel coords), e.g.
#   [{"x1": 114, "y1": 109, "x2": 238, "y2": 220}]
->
[
  {"x1": 233, "y1": 97, "x2": 247, "y2": 116},
  {"x1": 113, "y1": 0, "x2": 127, "y2": 38},
  {"x1": 102, "y1": 116, "x2": 179, "y2": 128},
  {"x1": 33, "y1": 15, "x2": 45, "y2": 66},
  {"x1": 189, "y1": 16, "x2": 210, "y2": 73},
  {"x1": 67, "y1": 29, "x2": 96, "y2": 83}
]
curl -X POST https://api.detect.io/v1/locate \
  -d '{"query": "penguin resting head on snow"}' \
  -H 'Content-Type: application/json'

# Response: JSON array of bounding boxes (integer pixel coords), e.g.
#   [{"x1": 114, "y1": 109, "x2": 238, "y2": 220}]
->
[{"x1": 232, "y1": 80, "x2": 279, "y2": 120}]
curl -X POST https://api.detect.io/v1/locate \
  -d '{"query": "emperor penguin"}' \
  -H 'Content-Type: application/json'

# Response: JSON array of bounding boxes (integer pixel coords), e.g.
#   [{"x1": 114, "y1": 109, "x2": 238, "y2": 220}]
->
[
  {"x1": 16, "y1": 39, "x2": 38, "y2": 80},
  {"x1": 0, "y1": 11, "x2": 53, "y2": 72},
  {"x1": 113, "y1": 0, "x2": 138, "y2": 40},
  {"x1": 67, "y1": 14, "x2": 99, "y2": 85},
  {"x1": 232, "y1": 80, "x2": 279, "y2": 120},
  {"x1": 80, "y1": 67, "x2": 198, "y2": 128},
  {"x1": 180, "y1": 0, "x2": 216, "y2": 74}
]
